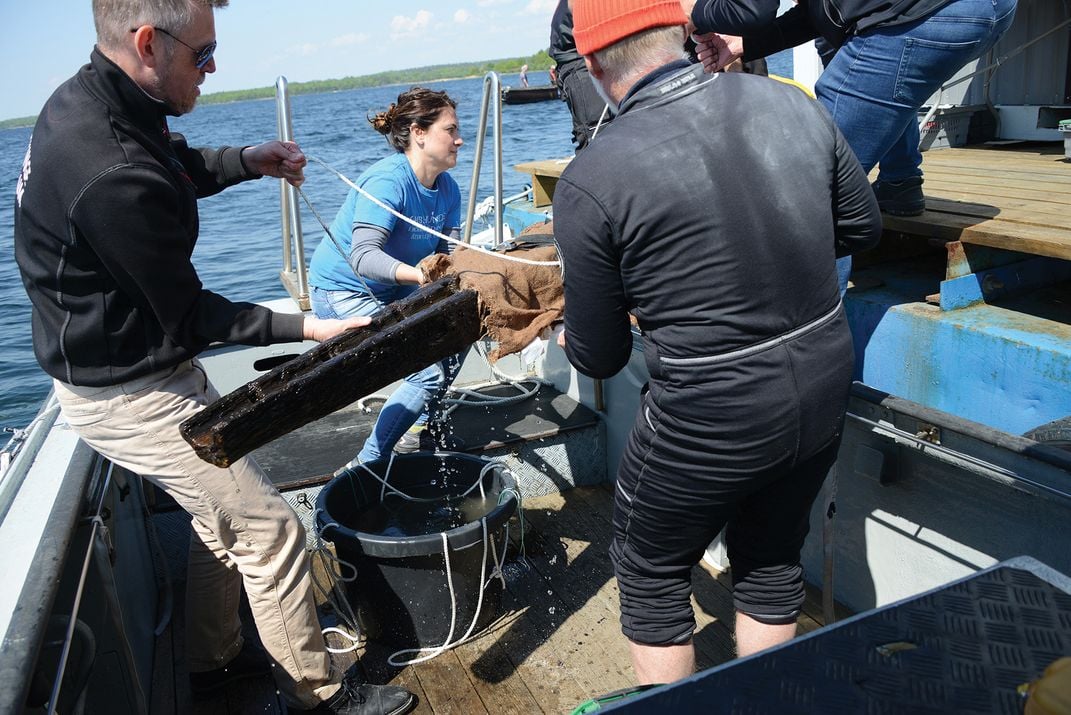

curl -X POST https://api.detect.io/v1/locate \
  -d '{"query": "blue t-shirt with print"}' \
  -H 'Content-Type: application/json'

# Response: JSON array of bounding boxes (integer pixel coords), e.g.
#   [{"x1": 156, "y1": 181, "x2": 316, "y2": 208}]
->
[{"x1": 309, "y1": 152, "x2": 461, "y2": 301}]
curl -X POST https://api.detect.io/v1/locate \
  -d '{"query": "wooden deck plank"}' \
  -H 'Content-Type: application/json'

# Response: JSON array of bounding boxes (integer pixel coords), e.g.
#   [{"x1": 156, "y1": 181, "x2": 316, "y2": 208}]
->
[
  {"x1": 923, "y1": 164, "x2": 1071, "y2": 188},
  {"x1": 923, "y1": 167, "x2": 1071, "y2": 195},
  {"x1": 411, "y1": 651, "x2": 491, "y2": 715},
  {"x1": 927, "y1": 182, "x2": 1071, "y2": 210},
  {"x1": 359, "y1": 640, "x2": 434, "y2": 714},
  {"x1": 871, "y1": 145, "x2": 1071, "y2": 260},
  {"x1": 566, "y1": 484, "x2": 739, "y2": 667},
  {"x1": 921, "y1": 150, "x2": 1069, "y2": 176},
  {"x1": 927, "y1": 156, "x2": 1071, "y2": 174},
  {"x1": 478, "y1": 580, "x2": 593, "y2": 713},
  {"x1": 450, "y1": 625, "x2": 546, "y2": 715},
  {"x1": 517, "y1": 491, "x2": 640, "y2": 702}
]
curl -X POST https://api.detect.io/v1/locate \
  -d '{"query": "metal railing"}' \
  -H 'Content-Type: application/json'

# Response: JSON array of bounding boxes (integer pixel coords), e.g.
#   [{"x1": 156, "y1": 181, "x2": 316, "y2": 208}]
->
[
  {"x1": 275, "y1": 76, "x2": 310, "y2": 311},
  {"x1": 462, "y1": 72, "x2": 505, "y2": 246},
  {"x1": 273, "y1": 71, "x2": 508, "y2": 303}
]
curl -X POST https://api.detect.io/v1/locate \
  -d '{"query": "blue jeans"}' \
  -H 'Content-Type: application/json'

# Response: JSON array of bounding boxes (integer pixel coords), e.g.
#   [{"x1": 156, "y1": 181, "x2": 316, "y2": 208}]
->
[
  {"x1": 310, "y1": 286, "x2": 464, "y2": 463},
  {"x1": 818, "y1": 0, "x2": 1017, "y2": 290}
]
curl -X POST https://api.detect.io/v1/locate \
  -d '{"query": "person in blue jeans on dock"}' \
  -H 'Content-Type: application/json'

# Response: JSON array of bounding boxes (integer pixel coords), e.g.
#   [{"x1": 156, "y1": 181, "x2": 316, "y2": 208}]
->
[
  {"x1": 308, "y1": 87, "x2": 465, "y2": 462},
  {"x1": 682, "y1": 0, "x2": 1017, "y2": 289}
]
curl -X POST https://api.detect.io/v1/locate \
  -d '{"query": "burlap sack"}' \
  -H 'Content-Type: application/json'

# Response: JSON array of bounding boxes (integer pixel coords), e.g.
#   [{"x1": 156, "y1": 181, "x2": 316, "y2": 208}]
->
[{"x1": 420, "y1": 240, "x2": 563, "y2": 362}]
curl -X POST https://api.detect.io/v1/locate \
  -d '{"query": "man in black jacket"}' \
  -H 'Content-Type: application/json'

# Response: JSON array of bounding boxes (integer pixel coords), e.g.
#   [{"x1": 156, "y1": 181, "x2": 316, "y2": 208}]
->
[
  {"x1": 550, "y1": 0, "x2": 613, "y2": 150},
  {"x1": 556, "y1": 0, "x2": 881, "y2": 686},
  {"x1": 14, "y1": 2, "x2": 413, "y2": 714}
]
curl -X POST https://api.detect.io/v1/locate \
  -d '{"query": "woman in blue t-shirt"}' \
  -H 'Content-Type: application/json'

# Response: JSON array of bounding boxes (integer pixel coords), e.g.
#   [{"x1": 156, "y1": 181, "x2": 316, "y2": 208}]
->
[{"x1": 308, "y1": 87, "x2": 464, "y2": 461}]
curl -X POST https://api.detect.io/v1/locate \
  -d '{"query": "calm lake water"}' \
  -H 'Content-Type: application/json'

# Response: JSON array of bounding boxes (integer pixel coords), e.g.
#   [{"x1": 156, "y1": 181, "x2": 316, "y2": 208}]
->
[{"x1": 0, "y1": 56, "x2": 790, "y2": 431}]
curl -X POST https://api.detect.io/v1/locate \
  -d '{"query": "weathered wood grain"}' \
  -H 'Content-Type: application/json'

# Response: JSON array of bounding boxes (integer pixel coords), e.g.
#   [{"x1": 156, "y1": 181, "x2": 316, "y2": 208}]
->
[{"x1": 181, "y1": 276, "x2": 484, "y2": 467}]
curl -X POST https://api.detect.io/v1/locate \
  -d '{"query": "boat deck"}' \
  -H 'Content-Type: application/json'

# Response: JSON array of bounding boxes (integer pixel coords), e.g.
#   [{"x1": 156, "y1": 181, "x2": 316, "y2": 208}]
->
[
  {"x1": 876, "y1": 143, "x2": 1071, "y2": 259},
  {"x1": 148, "y1": 143, "x2": 1070, "y2": 715},
  {"x1": 150, "y1": 484, "x2": 834, "y2": 714}
]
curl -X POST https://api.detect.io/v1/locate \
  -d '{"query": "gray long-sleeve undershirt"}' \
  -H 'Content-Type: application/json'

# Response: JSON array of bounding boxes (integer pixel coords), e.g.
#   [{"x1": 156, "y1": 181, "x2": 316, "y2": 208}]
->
[{"x1": 348, "y1": 223, "x2": 458, "y2": 284}]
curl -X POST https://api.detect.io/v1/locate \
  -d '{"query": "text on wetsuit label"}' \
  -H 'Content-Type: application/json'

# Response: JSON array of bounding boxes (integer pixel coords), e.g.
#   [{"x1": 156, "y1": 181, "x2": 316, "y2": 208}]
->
[{"x1": 659, "y1": 73, "x2": 697, "y2": 95}]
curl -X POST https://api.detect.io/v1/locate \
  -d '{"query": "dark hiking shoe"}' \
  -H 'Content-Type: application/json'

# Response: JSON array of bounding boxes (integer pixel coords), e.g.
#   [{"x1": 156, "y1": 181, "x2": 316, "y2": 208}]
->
[
  {"x1": 393, "y1": 426, "x2": 465, "y2": 454},
  {"x1": 872, "y1": 176, "x2": 926, "y2": 216},
  {"x1": 189, "y1": 641, "x2": 272, "y2": 695},
  {"x1": 319, "y1": 666, "x2": 416, "y2": 715},
  {"x1": 393, "y1": 427, "x2": 433, "y2": 454}
]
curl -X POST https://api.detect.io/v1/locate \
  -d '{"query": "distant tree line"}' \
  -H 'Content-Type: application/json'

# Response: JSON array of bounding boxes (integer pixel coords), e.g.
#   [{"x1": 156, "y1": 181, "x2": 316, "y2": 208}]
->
[
  {"x1": 0, "y1": 50, "x2": 552, "y2": 129},
  {"x1": 200, "y1": 50, "x2": 552, "y2": 105}
]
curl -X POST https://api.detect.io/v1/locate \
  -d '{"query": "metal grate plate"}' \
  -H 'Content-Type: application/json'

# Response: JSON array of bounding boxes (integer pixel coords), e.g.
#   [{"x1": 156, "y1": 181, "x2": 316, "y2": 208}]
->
[{"x1": 609, "y1": 558, "x2": 1071, "y2": 714}]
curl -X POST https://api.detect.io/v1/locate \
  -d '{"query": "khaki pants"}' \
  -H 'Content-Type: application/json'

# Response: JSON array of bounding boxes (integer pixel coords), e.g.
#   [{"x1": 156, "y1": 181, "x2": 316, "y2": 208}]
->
[{"x1": 53, "y1": 360, "x2": 339, "y2": 708}]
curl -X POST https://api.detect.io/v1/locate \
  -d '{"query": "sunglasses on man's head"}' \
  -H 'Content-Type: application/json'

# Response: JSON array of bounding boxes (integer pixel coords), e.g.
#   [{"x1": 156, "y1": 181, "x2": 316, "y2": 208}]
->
[{"x1": 130, "y1": 26, "x2": 217, "y2": 69}]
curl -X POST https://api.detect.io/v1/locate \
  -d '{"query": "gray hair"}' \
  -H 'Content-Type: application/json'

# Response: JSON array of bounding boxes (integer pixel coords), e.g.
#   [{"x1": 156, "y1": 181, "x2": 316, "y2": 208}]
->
[
  {"x1": 93, "y1": 0, "x2": 228, "y2": 51},
  {"x1": 592, "y1": 25, "x2": 687, "y2": 90}
]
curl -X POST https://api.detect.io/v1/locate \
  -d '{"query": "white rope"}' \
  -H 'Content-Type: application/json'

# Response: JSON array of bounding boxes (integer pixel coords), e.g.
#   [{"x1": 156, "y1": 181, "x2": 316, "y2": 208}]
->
[
  {"x1": 311, "y1": 511, "x2": 364, "y2": 654},
  {"x1": 442, "y1": 339, "x2": 545, "y2": 416},
  {"x1": 472, "y1": 188, "x2": 531, "y2": 223},
  {"x1": 591, "y1": 102, "x2": 612, "y2": 142},
  {"x1": 346, "y1": 455, "x2": 500, "y2": 504},
  {"x1": 309, "y1": 156, "x2": 560, "y2": 267},
  {"x1": 295, "y1": 184, "x2": 385, "y2": 309},
  {"x1": 322, "y1": 626, "x2": 363, "y2": 654},
  {"x1": 314, "y1": 465, "x2": 525, "y2": 663},
  {"x1": 387, "y1": 518, "x2": 492, "y2": 666}
]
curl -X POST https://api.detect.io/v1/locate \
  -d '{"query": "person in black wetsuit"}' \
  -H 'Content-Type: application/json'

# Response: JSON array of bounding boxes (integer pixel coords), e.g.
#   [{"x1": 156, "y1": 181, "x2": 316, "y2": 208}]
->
[
  {"x1": 555, "y1": 0, "x2": 882, "y2": 686},
  {"x1": 550, "y1": 0, "x2": 613, "y2": 150}
]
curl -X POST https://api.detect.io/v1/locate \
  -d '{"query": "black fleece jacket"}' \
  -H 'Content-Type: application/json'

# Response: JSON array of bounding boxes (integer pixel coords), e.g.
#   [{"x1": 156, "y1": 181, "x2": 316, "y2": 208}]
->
[
  {"x1": 549, "y1": 0, "x2": 581, "y2": 65},
  {"x1": 553, "y1": 63, "x2": 881, "y2": 381},
  {"x1": 14, "y1": 49, "x2": 305, "y2": 387},
  {"x1": 692, "y1": 0, "x2": 955, "y2": 59}
]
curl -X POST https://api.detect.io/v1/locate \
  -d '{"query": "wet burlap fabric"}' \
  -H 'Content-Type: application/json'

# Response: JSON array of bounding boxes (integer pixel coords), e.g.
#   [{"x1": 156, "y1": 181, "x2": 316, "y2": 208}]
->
[{"x1": 420, "y1": 232, "x2": 563, "y2": 362}]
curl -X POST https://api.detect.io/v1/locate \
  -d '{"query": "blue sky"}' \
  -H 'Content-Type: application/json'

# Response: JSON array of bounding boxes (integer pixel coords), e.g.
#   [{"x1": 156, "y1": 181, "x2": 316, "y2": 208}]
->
[{"x1": 0, "y1": 1, "x2": 559, "y2": 120}]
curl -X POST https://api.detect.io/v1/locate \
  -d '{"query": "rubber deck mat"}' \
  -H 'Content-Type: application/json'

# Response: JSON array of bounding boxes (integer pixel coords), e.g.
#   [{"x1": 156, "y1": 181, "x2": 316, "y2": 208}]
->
[{"x1": 607, "y1": 558, "x2": 1071, "y2": 714}]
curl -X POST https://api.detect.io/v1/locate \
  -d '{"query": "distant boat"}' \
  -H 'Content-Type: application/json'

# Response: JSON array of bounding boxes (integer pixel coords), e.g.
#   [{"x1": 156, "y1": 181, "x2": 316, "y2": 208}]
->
[{"x1": 501, "y1": 83, "x2": 559, "y2": 105}]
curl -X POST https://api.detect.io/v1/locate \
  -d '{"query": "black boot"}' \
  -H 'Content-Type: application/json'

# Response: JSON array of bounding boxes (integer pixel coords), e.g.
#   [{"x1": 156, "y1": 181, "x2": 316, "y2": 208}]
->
[
  {"x1": 318, "y1": 666, "x2": 416, "y2": 715},
  {"x1": 872, "y1": 176, "x2": 925, "y2": 216}
]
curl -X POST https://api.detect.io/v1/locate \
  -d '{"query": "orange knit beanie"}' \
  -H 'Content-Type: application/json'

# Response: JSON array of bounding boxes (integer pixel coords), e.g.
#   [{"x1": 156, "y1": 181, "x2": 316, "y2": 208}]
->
[{"x1": 572, "y1": 0, "x2": 688, "y2": 56}]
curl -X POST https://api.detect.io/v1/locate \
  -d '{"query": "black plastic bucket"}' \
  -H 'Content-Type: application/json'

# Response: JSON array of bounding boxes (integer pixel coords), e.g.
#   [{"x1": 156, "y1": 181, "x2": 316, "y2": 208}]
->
[{"x1": 316, "y1": 452, "x2": 518, "y2": 650}]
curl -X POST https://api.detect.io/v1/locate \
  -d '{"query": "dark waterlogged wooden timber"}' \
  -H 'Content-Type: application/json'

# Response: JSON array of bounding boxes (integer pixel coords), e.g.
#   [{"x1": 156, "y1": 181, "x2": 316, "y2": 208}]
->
[{"x1": 181, "y1": 276, "x2": 484, "y2": 467}]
